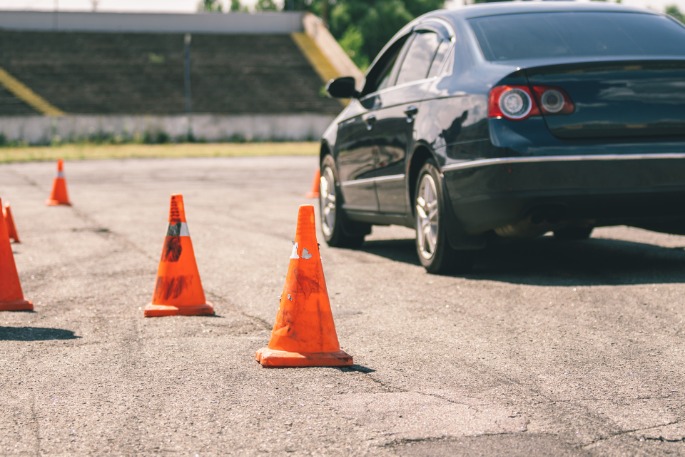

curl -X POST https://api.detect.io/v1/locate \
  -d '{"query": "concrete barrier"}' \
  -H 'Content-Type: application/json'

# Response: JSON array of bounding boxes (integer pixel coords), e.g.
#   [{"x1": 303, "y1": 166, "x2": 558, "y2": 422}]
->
[
  {"x1": 0, "y1": 114, "x2": 334, "y2": 145},
  {"x1": 0, "y1": 10, "x2": 305, "y2": 34}
]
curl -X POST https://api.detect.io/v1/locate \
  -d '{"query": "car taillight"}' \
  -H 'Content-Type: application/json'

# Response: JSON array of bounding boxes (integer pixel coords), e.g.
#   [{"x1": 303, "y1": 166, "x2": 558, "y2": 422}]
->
[
  {"x1": 532, "y1": 86, "x2": 575, "y2": 115},
  {"x1": 489, "y1": 85, "x2": 574, "y2": 120},
  {"x1": 489, "y1": 86, "x2": 538, "y2": 120}
]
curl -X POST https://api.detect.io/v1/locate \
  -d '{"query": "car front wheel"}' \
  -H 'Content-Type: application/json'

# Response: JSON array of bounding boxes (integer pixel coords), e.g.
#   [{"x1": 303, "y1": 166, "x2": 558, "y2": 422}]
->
[{"x1": 415, "y1": 160, "x2": 473, "y2": 274}]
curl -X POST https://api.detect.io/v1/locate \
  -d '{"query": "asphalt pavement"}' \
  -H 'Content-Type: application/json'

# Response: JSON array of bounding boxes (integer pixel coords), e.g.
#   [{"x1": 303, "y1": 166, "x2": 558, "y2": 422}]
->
[{"x1": 1, "y1": 156, "x2": 685, "y2": 456}]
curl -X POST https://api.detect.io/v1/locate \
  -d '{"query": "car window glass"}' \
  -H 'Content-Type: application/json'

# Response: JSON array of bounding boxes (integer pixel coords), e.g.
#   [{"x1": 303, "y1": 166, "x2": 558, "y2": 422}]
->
[
  {"x1": 362, "y1": 35, "x2": 411, "y2": 96},
  {"x1": 427, "y1": 39, "x2": 451, "y2": 78},
  {"x1": 395, "y1": 31, "x2": 441, "y2": 85},
  {"x1": 469, "y1": 12, "x2": 685, "y2": 61},
  {"x1": 376, "y1": 41, "x2": 407, "y2": 92}
]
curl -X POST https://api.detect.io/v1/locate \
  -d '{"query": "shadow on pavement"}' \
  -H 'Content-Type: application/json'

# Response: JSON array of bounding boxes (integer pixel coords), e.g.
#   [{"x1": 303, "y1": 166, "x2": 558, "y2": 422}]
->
[
  {"x1": 0, "y1": 327, "x2": 80, "y2": 341},
  {"x1": 359, "y1": 236, "x2": 685, "y2": 286},
  {"x1": 360, "y1": 239, "x2": 421, "y2": 266},
  {"x1": 337, "y1": 364, "x2": 376, "y2": 374}
]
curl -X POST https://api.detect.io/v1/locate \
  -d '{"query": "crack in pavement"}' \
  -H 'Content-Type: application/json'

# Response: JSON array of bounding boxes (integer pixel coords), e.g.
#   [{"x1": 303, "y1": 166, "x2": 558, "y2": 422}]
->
[
  {"x1": 581, "y1": 420, "x2": 683, "y2": 449},
  {"x1": 383, "y1": 434, "x2": 451, "y2": 447},
  {"x1": 9, "y1": 168, "x2": 44, "y2": 191},
  {"x1": 639, "y1": 436, "x2": 685, "y2": 443},
  {"x1": 30, "y1": 391, "x2": 42, "y2": 457},
  {"x1": 205, "y1": 290, "x2": 271, "y2": 331},
  {"x1": 414, "y1": 391, "x2": 483, "y2": 412},
  {"x1": 545, "y1": 394, "x2": 680, "y2": 404},
  {"x1": 356, "y1": 372, "x2": 407, "y2": 394}
]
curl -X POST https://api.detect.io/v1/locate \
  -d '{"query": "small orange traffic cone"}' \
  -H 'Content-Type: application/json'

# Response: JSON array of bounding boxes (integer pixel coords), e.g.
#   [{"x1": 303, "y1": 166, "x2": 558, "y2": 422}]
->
[
  {"x1": 0, "y1": 197, "x2": 33, "y2": 312},
  {"x1": 256, "y1": 204, "x2": 352, "y2": 367},
  {"x1": 305, "y1": 169, "x2": 320, "y2": 199},
  {"x1": 144, "y1": 194, "x2": 214, "y2": 317},
  {"x1": 46, "y1": 159, "x2": 71, "y2": 206},
  {"x1": 3, "y1": 202, "x2": 19, "y2": 243}
]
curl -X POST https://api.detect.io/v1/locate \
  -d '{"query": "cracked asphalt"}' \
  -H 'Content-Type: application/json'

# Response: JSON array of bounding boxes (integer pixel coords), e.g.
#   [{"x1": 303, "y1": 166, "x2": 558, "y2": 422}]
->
[{"x1": 2, "y1": 156, "x2": 685, "y2": 456}]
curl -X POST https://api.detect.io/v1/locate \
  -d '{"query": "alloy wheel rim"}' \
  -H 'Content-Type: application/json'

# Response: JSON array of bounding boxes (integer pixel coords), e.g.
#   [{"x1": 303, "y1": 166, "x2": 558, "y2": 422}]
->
[
  {"x1": 321, "y1": 166, "x2": 336, "y2": 237},
  {"x1": 416, "y1": 173, "x2": 439, "y2": 259}
]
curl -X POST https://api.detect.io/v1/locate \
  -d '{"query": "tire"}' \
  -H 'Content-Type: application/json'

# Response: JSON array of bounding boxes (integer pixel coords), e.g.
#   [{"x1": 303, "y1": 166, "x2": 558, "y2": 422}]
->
[
  {"x1": 414, "y1": 160, "x2": 473, "y2": 274},
  {"x1": 554, "y1": 226, "x2": 594, "y2": 241},
  {"x1": 319, "y1": 154, "x2": 370, "y2": 248}
]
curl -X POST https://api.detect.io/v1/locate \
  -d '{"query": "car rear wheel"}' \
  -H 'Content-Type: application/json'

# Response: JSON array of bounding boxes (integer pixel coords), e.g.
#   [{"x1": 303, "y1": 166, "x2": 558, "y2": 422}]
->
[
  {"x1": 415, "y1": 161, "x2": 473, "y2": 274},
  {"x1": 320, "y1": 154, "x2": 369, "y2": 248}
]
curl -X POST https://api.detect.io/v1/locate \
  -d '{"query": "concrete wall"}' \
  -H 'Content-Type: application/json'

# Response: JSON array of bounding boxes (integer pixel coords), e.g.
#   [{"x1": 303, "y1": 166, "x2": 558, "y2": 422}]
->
[
  {"x1": 0, "y1": 10, "x2": 304, "y2": 34},
  {"x1": 0, "y1": 114, "x2": 334, "y2": 145}
]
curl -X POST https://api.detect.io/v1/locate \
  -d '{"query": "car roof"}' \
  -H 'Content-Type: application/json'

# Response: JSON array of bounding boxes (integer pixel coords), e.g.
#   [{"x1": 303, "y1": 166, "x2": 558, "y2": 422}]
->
[{"x1": 429, "y1": 1, "x2": 658, "y2": 21}]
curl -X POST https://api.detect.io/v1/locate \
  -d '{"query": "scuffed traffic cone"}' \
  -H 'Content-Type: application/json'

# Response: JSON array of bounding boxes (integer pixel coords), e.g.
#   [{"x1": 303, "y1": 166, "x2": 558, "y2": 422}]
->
[
  {"x1": 144, "y1": 194, "x2": 214, "y2": 317},
  {"x1": 3, "y1": 202, "x2": 19, "y2": 243},
  {"x1": 46, "y1": 159, "x2": 71, "y2": 206},
  {"x1": 256, "y1": 204, "x2": 352, "y2": 367},
  {"x1": 0, "y1": 197, "x2": 33, "y2": 311},
  {"x1": 305, "y1": 169, "x2": 320, "y2": 199}
]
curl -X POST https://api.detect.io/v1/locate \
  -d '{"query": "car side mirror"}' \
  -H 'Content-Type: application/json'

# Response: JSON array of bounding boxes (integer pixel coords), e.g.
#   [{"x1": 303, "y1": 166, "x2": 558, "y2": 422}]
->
[{"x1": 326, "y1": 76, "x2": 360, "y2": 99}]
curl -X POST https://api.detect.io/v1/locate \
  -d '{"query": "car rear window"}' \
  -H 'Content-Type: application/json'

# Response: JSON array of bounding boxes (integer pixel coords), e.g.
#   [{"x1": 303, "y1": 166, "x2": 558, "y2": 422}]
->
[{"x1": 468, "y1": 12, "x2": 685, "y2": 61}]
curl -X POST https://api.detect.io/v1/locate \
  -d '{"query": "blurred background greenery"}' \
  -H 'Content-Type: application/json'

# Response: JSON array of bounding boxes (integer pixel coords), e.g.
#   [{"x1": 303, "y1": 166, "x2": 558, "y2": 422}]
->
[{"x1": 200, "y1": 0, "x2": 685, "y2": 70}]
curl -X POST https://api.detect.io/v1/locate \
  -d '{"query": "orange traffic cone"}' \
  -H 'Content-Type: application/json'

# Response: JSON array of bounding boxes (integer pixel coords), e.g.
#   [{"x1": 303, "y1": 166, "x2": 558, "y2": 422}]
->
[
  {"x1": 256, "y1": 204, "x2": 352, "y2": 367},
  {"x1": 0, "y1": 197, "x2": 33, "y2": 311},
  {"x1": 3, "y1": 202, "x2": 19, "y2": 243},
  {"x1": 144, "y1": 194, "x2": 214, "y2": 317},
  {"x1": 305, "y1": 169, "x2": 320, "y2": 199},
  {"x1": 46, "y1": 159, "x2": 71, "y2": 206}
]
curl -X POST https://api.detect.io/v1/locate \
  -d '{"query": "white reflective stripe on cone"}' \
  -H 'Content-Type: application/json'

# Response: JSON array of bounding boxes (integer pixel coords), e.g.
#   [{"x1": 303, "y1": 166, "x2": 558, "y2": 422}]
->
[{"x1": 166, "y1": 222, "x2": 190, "y2": 237}]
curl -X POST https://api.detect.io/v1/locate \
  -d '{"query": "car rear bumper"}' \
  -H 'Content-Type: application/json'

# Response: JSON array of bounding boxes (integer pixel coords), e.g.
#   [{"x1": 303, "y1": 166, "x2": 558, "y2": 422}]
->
[{"x1": 442, "y1": 153, "x2": 685, "y2": 234}]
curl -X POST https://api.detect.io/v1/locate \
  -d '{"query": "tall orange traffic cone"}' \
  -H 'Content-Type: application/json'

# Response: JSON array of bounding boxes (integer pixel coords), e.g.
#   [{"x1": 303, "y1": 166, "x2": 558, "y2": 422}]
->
[
  {"x1": 0, "y1": 197, "x2": 33, "y2": 311},
  {"x1": 256, "y1": 204, "x2": 352, "y2": 367},
  {"x1": 46, "y1": 159, "x2": 71, "y2": 206},
  {"x1": 3, "y1": 202, "x2": 19, "y2": 243},
  {"x1": 144, "y1": 194, "x2": 214, "y2": 317},
  {"x1": 305, "y1": 169, "x2": 320, "y2": 199}
]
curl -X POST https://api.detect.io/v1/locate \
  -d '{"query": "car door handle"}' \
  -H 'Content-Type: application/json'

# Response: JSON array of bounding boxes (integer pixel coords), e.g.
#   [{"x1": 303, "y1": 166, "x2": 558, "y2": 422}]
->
[
  {"x1": 364, "y1": 114, "x2": 377, "y2": 131},
  {"x1": 404, "y1": 105, "x2": 418, "y2": 123}
]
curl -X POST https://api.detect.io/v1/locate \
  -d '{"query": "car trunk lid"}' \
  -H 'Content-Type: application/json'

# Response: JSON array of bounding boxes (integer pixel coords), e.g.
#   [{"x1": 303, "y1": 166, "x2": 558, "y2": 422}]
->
[{"x1": 525, "y1": 60, "x2": 685, "y2": 140}]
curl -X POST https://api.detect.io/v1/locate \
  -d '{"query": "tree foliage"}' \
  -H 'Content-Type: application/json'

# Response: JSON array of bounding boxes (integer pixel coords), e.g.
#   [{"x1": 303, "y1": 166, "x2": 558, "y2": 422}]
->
[
  {"x1": 666, "y1": 5, "x2": 685, "y2": 23},
  {"x1": 255, "y1": 0, "x2": 279, "y2": 11},
  {"x1": 198, "y1": 0, "x2": 223, "y2": 13},
  {"x1": 282, "y1": 0, "x2": 442, "y2": 69},
  {"x1": 230, "y1": 0, "x2": 249, "y2": 11}
]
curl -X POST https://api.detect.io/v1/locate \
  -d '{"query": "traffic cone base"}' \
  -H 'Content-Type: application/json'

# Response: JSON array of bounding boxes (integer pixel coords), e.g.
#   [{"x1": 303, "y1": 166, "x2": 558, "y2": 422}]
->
[
  {"x1": 144, "y1": 302, "x2": 214, "y2": 317},
  {"x1": 0, "y1": 299, "x2": 33, "y2": 312},
  {"x1": 256, "y1": 347, "x2": 352, "y2": 368},
  {"x1": 46, "y1": 199, "x2": 72, "y2": 207}
]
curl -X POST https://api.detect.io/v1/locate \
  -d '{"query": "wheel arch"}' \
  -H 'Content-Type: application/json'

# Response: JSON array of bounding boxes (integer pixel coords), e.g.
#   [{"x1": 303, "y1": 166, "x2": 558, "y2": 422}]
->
[
  {"x1": 407, "y1": 144, "x2": 440, "y2": 217},
  {"x1": 408, "y1": 143, "x2": 487, "y2": 251},
  {"x1": 319, "y1": 141, "x2": 332, "y2": 165}
]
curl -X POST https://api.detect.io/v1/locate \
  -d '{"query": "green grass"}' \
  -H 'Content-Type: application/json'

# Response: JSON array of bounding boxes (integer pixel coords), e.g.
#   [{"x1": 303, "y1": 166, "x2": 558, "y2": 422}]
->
[{"x1": 0, "y1": 142, "x2": 319, "y2": 163}]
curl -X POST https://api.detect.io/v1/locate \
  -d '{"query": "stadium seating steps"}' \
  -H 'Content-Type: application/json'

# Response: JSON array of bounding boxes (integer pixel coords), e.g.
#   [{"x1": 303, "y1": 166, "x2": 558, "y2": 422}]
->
[{"x1": 0, "y1": 30, "x2": 342, "y2": 115}]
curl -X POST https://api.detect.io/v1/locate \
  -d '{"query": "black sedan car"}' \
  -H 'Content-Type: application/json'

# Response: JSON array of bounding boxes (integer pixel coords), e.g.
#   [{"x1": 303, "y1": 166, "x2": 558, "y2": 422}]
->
[{"x1": 319, "y1": 2, "x2": 685, "y2": 274}]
